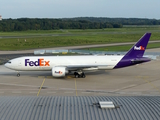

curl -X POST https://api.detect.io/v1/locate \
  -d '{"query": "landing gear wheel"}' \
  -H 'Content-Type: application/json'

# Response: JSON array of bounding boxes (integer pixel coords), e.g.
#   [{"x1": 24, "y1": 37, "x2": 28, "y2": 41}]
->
[
  {"x1": 75, "y1": 74, "x2": 79, "y2": 78},
  {"x1": 74, "y1": 72, "x2": 86, "y2": 78},
  {"x1": 82, "y1": 74, "x2": 86, "y2": 78},
  {"x1": 17, "y1": 73, "x2": 20, "y2": 77},
  {"x1": 81, "y1": 73, "x2": 86, "y2": 78}
]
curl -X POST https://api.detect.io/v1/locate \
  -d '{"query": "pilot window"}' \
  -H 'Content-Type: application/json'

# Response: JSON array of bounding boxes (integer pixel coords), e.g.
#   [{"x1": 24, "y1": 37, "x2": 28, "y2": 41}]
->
[{"x1": 8, "y1": 61, "x2": 11, "y2": 64}]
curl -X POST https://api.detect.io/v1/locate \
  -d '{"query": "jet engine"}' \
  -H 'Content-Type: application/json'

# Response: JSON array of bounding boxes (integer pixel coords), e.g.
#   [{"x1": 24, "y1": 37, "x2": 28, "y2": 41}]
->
[{"x1": 52, "y1": 67, "x2": 68, "y2": 77}]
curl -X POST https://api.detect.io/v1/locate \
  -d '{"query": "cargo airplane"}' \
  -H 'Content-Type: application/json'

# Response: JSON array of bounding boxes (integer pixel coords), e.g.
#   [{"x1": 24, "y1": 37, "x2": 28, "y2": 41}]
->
[{"x1": 5, "y1": 33, "x2": 151, "y2": 78}]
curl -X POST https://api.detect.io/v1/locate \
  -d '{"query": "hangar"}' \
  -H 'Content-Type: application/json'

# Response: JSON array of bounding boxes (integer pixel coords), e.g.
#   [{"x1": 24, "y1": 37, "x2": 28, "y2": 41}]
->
[{"x1": 0, "y1": 96, "x2": 159, "y2": 120}]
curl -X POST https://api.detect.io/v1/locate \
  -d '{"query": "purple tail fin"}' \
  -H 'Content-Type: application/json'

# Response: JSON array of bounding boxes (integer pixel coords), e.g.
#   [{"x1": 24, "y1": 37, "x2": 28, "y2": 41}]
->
[
  {"x1": 125, "y1": 33, "x2": 151, "y2": 58},
  {"x1": 114, "y1": 33, "x2": 151, "y2": 69}
]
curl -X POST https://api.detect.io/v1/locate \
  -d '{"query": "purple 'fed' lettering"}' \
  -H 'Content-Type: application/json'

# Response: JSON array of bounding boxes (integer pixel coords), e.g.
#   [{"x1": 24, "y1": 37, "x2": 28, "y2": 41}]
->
[
  {"x1": 25, "y1": 59, "x2": 50, "y2": 66},
  {"x1": 29, "y1": 61, "x2": 34, "y2": 66},
  {"x1": 25, "y1": 59, "x2": 30, "y2": 66}
]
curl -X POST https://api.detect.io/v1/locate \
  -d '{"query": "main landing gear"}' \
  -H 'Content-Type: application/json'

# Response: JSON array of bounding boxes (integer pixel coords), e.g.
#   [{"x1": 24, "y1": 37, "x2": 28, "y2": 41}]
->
[{"x1": 74, "y1": 72, "x2": 86, "y2": 78}]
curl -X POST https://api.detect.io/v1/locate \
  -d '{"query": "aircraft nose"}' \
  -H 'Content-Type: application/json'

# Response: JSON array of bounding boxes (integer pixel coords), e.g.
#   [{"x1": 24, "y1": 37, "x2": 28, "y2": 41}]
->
[
  {"x1": 4, "y1": 63, "x2": 7, "y2": 67},
  {"x1": 4, "y1": 63, "x2": 9, "y2": 68}
]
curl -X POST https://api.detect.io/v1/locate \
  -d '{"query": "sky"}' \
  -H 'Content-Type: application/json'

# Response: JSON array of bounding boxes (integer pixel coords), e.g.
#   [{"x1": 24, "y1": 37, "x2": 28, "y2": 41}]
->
[{"x1": 0, "y1": 0, "x2": 160, "y2": 19}]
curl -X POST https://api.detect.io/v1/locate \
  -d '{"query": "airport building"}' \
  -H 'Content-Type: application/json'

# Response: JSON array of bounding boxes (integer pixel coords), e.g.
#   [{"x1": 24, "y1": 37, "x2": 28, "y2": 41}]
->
[{"x1": 0, "y1": 96, "x2": 159, "y2": 120}]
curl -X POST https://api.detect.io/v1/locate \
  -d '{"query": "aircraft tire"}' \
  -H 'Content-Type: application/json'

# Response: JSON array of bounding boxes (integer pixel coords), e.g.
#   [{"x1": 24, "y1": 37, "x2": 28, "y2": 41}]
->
[
  {"x1": 82, "y1": 74, "x2": 86, "y2": 78},
  {"x1": 75, "y1": 74, "x2": 79, "y2": 78},
  {"x1": 17, "y1": 73, "x2": 20, "y2": 77},
  {"x1": 81, "y1": 73, "x2": 86, "y2": 78}
]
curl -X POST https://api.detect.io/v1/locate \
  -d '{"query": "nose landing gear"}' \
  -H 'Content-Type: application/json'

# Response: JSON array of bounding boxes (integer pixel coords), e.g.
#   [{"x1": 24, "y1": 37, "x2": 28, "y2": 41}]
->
[{"x1": 17, "y1": 72, "x2": 20, "y2": 77}]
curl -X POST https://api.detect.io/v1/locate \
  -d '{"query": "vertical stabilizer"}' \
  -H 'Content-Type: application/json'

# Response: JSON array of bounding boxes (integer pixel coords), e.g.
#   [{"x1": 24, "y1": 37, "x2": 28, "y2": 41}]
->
[
  {"x1": 114, "y1": 33, "x2": 151, "y2": 68},
  {"x1": 124, "y1": 33, "x2": 151, "y2": 58}
]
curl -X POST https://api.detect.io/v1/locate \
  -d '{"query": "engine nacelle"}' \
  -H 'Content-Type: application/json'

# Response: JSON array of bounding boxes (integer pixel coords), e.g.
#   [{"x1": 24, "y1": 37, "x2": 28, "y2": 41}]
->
[{"x1": 52, "y1": 67, "x2": 68, "y2": 77}]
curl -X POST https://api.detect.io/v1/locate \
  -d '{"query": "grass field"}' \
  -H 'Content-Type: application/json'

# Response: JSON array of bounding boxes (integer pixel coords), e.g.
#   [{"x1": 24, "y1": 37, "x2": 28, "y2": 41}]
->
[
  {"x1": 0, "y1": 27, "x2": 160, "y2": 50},
  {"x1": 83, "y1": 43, "x2": 160, "y2": 51}
]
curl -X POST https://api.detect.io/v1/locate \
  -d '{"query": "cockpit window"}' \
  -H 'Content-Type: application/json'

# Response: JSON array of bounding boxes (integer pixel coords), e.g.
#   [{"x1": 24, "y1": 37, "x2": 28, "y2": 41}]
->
[{"x1": 7, "y1": 61, "x2": 11, "y2": 64}]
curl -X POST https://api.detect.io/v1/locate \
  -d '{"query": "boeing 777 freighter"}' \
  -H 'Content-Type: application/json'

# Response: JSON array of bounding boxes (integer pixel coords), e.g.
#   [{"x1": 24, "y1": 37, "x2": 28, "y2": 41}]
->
[{"x1": 5, "y1": 33, "x2": 151, "y2": 78}]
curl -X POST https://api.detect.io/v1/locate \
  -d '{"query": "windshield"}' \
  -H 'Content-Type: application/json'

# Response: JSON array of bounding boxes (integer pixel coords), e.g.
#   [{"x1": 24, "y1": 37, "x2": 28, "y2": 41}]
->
[{"x1": 7, "y1": 61, "x2": 11, "y2": 64}]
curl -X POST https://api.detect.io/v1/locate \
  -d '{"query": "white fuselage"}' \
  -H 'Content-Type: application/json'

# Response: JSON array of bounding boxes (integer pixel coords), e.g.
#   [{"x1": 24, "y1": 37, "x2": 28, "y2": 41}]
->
[{"x1": 5, "y1": 55, "x2": 123, "y2": 71}]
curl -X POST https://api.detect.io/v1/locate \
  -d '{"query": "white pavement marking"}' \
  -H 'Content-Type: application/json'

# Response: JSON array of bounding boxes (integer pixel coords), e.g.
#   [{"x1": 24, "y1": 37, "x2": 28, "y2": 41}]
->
[
  {"x1": 132, "y1": 92, "x2": 142, "y2": 95},
  {"x1": 110, "y1": 89, "x2": 120, "y2": 92},
  {"x1": 47, "y1": 92, "x2": 56, "y2": 94},
  {"x1": 60, "y1": 88, "x2": 75, "y2": 90},
  {"x1": 110, "y1": 85, "x2": 137, "y2": 93},
  {"x1": 0, "y1": 83, "x2": 39, "y2": 88},
  {"x1": 0, "y1": 89, "x2": 38, "y2": 91},
  {"x1": 120, "y1": 84, "x2": 136, "y2": 90},
  {"x1": 29, "y1": 92, "x2": 38, "y2": 94},
  {"x1": 109, "y1": 85, "x2": 136, "y2": 92},
  {"x1": 12, "y1": 91, "x2": 21, "y2": 93},
  {"x1": 98, "y1": 93, "x2": 107, "y2": 95},
  {"x1": 118, "y1": 92, "x2": 126, "y2": 94},
  {"x1": 64, "y1": 92, "x2": 74, "y2": 94},
  {"x1": 81, "y1": 92, "x2": 91, "y2": 94}
]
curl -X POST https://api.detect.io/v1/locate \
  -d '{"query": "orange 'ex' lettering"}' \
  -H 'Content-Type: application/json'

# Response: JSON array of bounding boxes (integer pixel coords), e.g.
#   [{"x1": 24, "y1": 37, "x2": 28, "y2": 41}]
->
[
  {"x1": 45, "y1": 61, "x2": 50, "y2": 66},
  {"x1": 39, "y1": 58, "x2": 44, "y2": 66},
  {"x1": 39, "y1": 58, "x2": 50, "y2": 66}
]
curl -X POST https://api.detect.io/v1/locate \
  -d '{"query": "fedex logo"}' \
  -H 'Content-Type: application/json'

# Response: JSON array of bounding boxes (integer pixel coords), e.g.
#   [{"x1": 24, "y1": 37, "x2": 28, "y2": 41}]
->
[
  {"x1": 55, "y1": 71, "x2": 63, "y2": 74},
  {"x1": 134, "y1": 46, "x2": 145, "y2": 51},
  {"x1": 25, "y1": 58, "x2": 50, "y2": 66}
]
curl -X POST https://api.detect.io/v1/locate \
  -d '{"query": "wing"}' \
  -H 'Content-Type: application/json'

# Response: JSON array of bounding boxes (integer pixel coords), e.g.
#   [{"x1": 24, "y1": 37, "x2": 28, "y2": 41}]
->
[
  {"x1": 67, "y1": 65, "x2": 98, "y2": 71},
  {"x1": 55, "y1": 65, "x2": 112, "y2": 71}
]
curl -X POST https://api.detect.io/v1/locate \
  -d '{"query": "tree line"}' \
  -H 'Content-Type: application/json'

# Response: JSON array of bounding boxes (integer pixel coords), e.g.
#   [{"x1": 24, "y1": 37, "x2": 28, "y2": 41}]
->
[
  {"x1": 0, "y1": 18, "x2": 122, "y2": 32},
  {"x1": 66, "y1": 17, "x2": 160, "y2": 25},
  {"x1": 0, "y1": 17, "x2": 160, "y2": 32}
]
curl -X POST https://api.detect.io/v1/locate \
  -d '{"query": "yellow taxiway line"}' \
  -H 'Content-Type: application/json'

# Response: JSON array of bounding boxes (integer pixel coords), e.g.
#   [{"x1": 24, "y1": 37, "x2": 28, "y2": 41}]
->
[
  {"x1": 74, "y1": 78, "x2": 78, "y2": 96},
  {"x1": 37, "y1": 78, "x2": 46, "y2": 96},
  {"x1": 137, "y1": 76, "x2": 160, "y2": 93}
]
